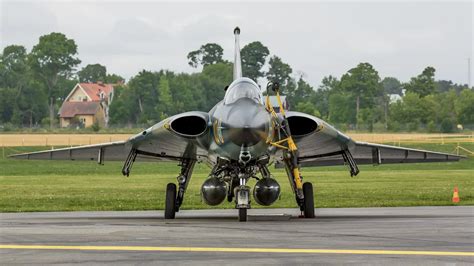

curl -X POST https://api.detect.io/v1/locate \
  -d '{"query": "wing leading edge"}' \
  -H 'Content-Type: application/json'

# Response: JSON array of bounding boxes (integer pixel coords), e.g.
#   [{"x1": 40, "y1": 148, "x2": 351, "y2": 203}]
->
[
  {"x1": 8, "y1": 141, "x2": 129, "y2": 162},
  {"x1": 9, "y1": 112, "x2": 211, "y2": 165}
]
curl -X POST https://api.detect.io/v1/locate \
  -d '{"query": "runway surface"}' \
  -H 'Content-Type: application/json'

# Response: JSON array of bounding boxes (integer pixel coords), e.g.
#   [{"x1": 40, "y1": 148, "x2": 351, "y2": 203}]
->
[{"x1": 1, "y1": 206, "x2": 473, "y2": 264}]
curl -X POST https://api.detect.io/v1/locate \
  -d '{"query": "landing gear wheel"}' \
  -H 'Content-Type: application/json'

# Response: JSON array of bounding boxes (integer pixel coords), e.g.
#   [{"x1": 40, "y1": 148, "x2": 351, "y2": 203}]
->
[
  {"x1": 303, "y1": 182, "x2": 315, "y2": 218},
  {"x1": 165, "y1": 183, "x2": 177, "y2": 219},
  {"x1": 238, "y1": 208, "x2": 247, "y2": 222}
]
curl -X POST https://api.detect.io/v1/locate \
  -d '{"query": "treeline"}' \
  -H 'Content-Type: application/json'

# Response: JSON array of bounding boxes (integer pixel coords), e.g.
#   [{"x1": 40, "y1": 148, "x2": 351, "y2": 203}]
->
[{"x1": 0, "y1": 32, "x2": 473, "y2": 132}]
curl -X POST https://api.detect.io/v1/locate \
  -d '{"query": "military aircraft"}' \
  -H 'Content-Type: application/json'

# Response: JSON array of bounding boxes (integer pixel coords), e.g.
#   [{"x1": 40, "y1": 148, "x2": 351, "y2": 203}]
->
[{"x1": 11, "y1": 27, "x2": 464, "y2": 221}]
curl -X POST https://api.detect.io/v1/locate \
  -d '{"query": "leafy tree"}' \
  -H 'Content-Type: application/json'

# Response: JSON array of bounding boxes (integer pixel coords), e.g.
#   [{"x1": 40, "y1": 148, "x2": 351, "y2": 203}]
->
[
  {"x1": 0, "y1": 45, "x2": 48, "y2": 127},
  {"x1": 455, "y1": 89, "x2": 474, "y2": 125},
  {"x1": 187, "y1": 43, "x2": 224, "y2": 68},
  {"x1": 29, "y1": 32, "x2": 81, "y2": 128},
  {"x1": 109, "y1": 85, "x2": 136, "y2": 127},
  {"x1": 388, "y1": 92, "x2": 432, "y2": 131},
  {"x1": 0, "y1": 88, "x2": 16, "y2": 123},
  {"x1": 156, "y1": 76, "x2": 173, "y2": 120},
  {"x1": 294, "y1": 77, "x2": 314, "y2": 101},
  {"x1": 339, "y1": 63, "x2": 382, "y2": 129},
  {"x1": 78, "y1": 64, "x2": 107, "y2": 82},
  {"x1": 382, "y1": 77, "x2": 402, "y2": 95},
  {"x1": 436, "y1": 80, "x2": 469, "y2": 94},
  {"x1": 328, "y1": 93, "x2": 353, "y2": 125},
  {"x1": 266, "y1": 56, "x2": 292, "y2": 89},
  {"x1": 288, "y1": 76, "x2": 315, "y2": 109},
  {"x1": 404, "y1": 66, "x2": 436, "y2": 97},
  {"x1": 168, "y1": 73, "x2": 205, "y2": 112},
  {"x1": 127, "y1": 70, "x2": 160, "y2": 124},
  {"x1": 200, "y1": 62, "x2": 233, "y2": 110},
  {"x1": 241, "y1": 41, "x2": 270, "y2": 81},
  {"x1": 314, "y1": 75, "x2": 340, "y2": 119},
  {"x1": 105, "y1": 74, "x2": 125, "y2": 84},
  {"x1": 0, "y1": 45, "x2": 29, "y2": 89},
  {"x1": 295, "y1": 101, "x2": 320, "y2": 117}
]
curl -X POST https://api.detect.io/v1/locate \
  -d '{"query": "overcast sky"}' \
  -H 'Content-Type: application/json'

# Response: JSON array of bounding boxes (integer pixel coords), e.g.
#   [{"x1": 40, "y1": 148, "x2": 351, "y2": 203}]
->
[{"x1": 1, "y1": 0, "x2": 473, "y2": 87}]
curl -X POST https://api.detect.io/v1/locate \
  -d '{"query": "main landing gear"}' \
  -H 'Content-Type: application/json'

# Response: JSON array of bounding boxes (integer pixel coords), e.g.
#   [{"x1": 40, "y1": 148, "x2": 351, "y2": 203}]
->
[
  {"x1": 302, "y1": 182, "x2": 315, "y2": 218},
  {"x1": 164, "y1": 159, "x2": 196, "y2": 219},
  {"x1": 266, "y1": 81, "x2": 315, "y2": 218}
]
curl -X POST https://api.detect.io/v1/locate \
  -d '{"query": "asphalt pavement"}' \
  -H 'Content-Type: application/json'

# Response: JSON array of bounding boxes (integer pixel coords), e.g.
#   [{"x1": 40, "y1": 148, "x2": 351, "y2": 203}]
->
[{"x1": 1, "y1": 206, "x2": 473, "y2": 265}]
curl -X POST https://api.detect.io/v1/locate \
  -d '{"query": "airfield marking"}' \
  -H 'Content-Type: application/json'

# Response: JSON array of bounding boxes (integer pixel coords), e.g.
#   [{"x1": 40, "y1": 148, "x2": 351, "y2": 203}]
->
[{"x1": 0, "y1": 245, "x2": 473, "y2": 256}]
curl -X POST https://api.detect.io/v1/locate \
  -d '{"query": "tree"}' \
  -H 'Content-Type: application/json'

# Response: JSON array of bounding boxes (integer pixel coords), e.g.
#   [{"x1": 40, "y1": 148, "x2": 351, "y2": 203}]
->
[
  {"x1": 455, "y1": 89, "x2": 474, "y2": 126},
  {"x1": 339, "y1": 63, "x2": 382, "y2": 129},
  {"x1": 29, "y1": 32, "x2": 81, "y2": 128},
  {"x1": 388, "y1": 92, "x2": 433, "y2": 131},
  {"x1": 266, "y1": 56, "x2": 293, "y2": 94},
  {"x1": 328, "y1": 93, "x2": 353, "y2": 125},
  {"x1": 0, "y1": 45, "x2": 48, "y2": 127},
  {"x1": 289, "y1": 76, "x2": 315, "y2": 108},
  {"x1": 241, "y1": 41, "x2": 269, "y2": 81},
  {"x1": 0, "y1": 45, "x2": 29, "y2": 89},
  {"x1": 0, "y1": 88, "x2": 16, "y2": 123},
  {"x1": 199, "y1": 62, "x2": 233, "y2": 110},
  {"x1": 127, "y1": 70, "x2": 160, "y2": 124},
  {"x1": 382, "y1": 77, "x2": 402, "y2": 95},
  {"x1": 404, "y1": 66, "x2": 436, "y2": 97},
  {"x1": 109, "y1": 85, "x2": 135, "y2": 126},
  {"x1": 314, "y1": 75, "x2": 340, "y2": 119},
  {"x1": 187, "y1": 43, "x2": 224, "y2": 68},
  {"x1": 78, "y1": 64, "x2": 107, "y2": 82},
  {"x1": 436, "y1": 80, "x2": 468, "y2": 94},
  {"x1": 105, "y1": 73, "x2": 125, "y2": 84},
  {"x1": 156, "y1": 76, "x2": 173, "y2": 120},
  {"x1": 295, "y1": 101, "x2": 320, "y2": 117}
]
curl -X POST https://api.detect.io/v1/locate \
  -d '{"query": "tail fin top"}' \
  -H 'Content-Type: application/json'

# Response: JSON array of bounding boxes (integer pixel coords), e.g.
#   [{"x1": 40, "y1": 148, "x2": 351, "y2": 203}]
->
[{"x1": 233, "y1": 27, "x2": 242, "y2": 80}]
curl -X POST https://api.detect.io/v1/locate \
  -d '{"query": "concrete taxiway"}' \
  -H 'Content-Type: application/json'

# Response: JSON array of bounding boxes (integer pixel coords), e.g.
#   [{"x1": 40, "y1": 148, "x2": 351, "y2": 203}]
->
[{"x1": 1, "y1": 207, "x2": 473, "y2": 264}]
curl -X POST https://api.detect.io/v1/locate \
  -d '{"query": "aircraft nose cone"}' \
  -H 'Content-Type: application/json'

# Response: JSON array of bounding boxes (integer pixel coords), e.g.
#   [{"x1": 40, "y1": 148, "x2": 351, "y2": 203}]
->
[{"x1": 224, "y1": 99, "x2": 269, "y2": 146}]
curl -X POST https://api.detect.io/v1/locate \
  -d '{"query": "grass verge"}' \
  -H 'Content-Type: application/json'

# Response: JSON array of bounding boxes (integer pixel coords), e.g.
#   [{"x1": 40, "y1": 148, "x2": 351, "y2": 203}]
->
[{"x1": 0, "y1": 142, "x2": 472, "y2": 212}]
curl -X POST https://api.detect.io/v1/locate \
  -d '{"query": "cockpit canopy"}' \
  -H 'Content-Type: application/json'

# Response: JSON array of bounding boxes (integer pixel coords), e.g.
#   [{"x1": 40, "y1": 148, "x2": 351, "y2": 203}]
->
[{"x1": 224, "y1": 78, "x2": 263, "y2": 105}]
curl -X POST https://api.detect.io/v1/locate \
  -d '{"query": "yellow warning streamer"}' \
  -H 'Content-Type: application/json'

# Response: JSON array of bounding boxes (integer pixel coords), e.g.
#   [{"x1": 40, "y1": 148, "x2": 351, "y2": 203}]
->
[{"x1": 265, "y1": 88, "x2": 303, "y2": 189}]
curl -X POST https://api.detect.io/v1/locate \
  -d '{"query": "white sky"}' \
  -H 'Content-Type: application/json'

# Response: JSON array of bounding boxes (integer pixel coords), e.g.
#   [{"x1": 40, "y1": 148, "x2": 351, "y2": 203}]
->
[{"x1": 1, "y1": 0, "x2": 473, "y2": 87}]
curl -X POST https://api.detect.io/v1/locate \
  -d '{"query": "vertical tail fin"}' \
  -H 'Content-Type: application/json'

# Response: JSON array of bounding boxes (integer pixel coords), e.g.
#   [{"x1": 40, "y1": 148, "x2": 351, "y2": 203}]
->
[{"x1": 233, "y1": 27, "x2": 242, "y2": 80}]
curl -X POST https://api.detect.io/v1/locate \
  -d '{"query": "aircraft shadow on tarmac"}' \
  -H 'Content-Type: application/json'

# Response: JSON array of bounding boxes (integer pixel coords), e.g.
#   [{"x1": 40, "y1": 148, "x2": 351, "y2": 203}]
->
[{"x1": 38, "y1": 213, "x2": 464, "y2": 223}]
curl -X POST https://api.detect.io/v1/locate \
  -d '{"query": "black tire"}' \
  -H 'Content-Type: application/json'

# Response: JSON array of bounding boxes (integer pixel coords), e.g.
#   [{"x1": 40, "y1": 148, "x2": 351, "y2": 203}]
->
[
  {"x1": 238, "y1": 208, "x2": 247, "y2": 222},
  {"x1": 165, "y1": 183, "x2": 177, "y2": 219},
  {"x1": 303, "y1": 182, "x2": 315, "y2": 218}
]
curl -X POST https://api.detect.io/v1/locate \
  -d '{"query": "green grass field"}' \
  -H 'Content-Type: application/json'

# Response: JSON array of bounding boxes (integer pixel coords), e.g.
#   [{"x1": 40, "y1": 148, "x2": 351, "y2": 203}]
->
[{"x1": 0, "y1": 142, "x2": 472, "y2": 212}]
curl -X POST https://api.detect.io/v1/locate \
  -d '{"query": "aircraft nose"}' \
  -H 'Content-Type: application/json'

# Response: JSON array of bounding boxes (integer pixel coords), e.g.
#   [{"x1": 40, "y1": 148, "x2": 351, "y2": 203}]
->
[{"x1": 224, "y1": 99, "x2": 269, "y2": 146}]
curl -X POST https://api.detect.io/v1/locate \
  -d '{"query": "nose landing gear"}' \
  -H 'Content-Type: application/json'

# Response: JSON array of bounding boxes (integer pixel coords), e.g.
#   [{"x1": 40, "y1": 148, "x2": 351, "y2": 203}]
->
[{"x1": 235, "y1": 174, "x2": 250, "y2": 222}]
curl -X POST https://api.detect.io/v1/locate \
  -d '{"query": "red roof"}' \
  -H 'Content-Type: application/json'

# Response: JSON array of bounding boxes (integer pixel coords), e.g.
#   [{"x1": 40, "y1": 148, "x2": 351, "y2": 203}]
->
[
  {"x1": 78, "y1": 83, "x2": 114, "y2": 101},
  {"x1": 59, "y1": 101, "x2": 101, "y2": 118}
]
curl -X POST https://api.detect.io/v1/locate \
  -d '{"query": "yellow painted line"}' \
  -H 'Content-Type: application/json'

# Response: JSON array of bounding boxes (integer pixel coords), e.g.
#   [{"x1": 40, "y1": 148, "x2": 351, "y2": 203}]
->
[{"x1": 0, "y1": 245, "x2": 473, "y2": 256}]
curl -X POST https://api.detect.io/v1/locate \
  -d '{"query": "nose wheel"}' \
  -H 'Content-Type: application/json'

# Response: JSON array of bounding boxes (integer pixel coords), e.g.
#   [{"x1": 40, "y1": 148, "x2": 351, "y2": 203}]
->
[{"x1": 238, "y1": 208, "x2": 247, "y2": 222}]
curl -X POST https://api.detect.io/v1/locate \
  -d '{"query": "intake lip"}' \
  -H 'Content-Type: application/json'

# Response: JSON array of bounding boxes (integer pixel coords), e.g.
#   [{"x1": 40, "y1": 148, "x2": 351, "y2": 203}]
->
[
  {"x1": 170, "y1": 114, "x2": 208, "y2": 137},
  {"x1": 286, "y1": 115, "x2": 319, "y2": 137}
]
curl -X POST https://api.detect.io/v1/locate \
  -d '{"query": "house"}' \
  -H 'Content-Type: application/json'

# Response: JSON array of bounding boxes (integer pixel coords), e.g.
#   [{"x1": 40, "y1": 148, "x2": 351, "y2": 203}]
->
[
  {"x1": 265, "y1": 95, "x2": 289, "y2": 113},
  {"x1": 388, "y1": 93, "x2": 402, "y2": 103},
  {"x1": 59, "y1": 82, "x2": 114, "y2": 128}
]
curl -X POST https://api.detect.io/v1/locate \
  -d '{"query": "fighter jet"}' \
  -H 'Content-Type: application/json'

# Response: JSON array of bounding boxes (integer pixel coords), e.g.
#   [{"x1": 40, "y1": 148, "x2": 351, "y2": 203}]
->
[{"x1": 11, "y1": 27, "x2": 464, "y2": 221}]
